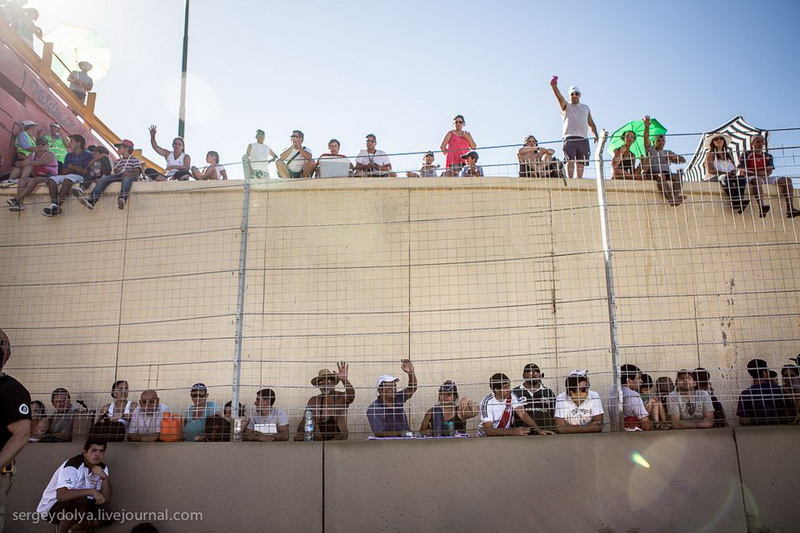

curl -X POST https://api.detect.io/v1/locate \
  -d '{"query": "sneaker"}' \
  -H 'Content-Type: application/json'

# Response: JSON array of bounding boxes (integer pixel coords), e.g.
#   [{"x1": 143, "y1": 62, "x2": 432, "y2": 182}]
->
[
  {"x1": 79, "y1": 197, "x2": 95, "y2": 210},
  {"x1": 7, "y1": 198, "x2": 24, "y2": 211},
  {"x1": 787, "y1": 209, "x2": 800, "y2": 219},
  {"x1": 42, "y1": 203, "x2": 62, "y2": 217},
  {"x1": 71, "y1": 187, "x2": 84, "y2": 198},
  {"x1": 117, "y1": 197, "x2": 126, "y2": 210},
  {"x1": 759, "y1": 205, "x2": 771, "y2": 218}
]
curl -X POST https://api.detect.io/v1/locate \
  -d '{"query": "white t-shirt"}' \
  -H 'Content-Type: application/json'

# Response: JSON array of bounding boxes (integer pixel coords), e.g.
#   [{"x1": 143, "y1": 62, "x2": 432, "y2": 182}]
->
[
  {"x1": 554, "y1": 390, "x2": 603, "y2": 426},
  {"x1": 608, "y1": 385, "x2": 648, "y2": 422},
  {"x1": 247, "y1": 410, "x2": 289, "y2": 434},
  {"x1": 477, "y1": 393, "x2": 521, "y2": 436},
  {"x1": 248, "y1": 143, "x2": 272, "y2": 177},
  {"x1": 127, "y1": 404, "x2": 169, "y2": 435},
  {"x1": 37, "y1": 455, "x2": 109, "y2": 515},
  {"x1": 562, "y1": 102, "x2": 591, "y2": 139},
  {"x1": 355, "y1": 149, "x2": 391, "y2": 168},
  {"x1": 284, "y1": 147, "x2": 312, "y2": 172}
]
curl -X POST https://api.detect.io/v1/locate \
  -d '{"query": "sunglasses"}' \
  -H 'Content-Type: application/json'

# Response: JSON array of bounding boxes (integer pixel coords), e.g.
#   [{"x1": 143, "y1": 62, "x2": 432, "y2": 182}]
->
[{"x1": 455, "y1": 120, "x2": 464, "y2": 124}]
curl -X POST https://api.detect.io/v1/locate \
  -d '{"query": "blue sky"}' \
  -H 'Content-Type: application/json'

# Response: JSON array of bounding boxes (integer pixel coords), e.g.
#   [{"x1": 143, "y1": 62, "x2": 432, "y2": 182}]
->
[{"x1": 28, "y1": 0, "x2": 800, "y2": 178}]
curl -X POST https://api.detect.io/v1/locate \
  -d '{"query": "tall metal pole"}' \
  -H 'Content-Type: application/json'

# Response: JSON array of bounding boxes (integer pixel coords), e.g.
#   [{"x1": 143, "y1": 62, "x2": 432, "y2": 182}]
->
[{"x1": 178, "y1": 0, "x2": 190, "y2": 138}]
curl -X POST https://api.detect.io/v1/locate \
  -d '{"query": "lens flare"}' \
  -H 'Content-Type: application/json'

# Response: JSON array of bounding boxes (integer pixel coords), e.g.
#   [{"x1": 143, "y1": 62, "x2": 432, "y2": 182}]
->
[{"x1": 631, "y1": 452, "x2": 651, "y2": 469}]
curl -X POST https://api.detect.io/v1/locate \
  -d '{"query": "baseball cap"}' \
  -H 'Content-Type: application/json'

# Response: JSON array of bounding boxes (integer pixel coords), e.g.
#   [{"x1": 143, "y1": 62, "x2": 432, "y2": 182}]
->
[
  {"x1": 439, "y1": 380, "x2": 458, "y2": 394},
  {"x1": 461, "y1": 151, "x2": 479, "y2": 161},
  {"x1": 569, "y1": 85, "x2": 581, "y2": 95},
  {"x1": 114, "y1": 139, "x2": 134, "y2": 149},
  {"x1": 424, "y1": 151, "x2": 434, "y2": 158},
  {"x1": 190, "y1": 383, "x2": 208, "y2": 392},
  {"x1": 376, "y1": 374, "x2": 398, "y2": 388}
]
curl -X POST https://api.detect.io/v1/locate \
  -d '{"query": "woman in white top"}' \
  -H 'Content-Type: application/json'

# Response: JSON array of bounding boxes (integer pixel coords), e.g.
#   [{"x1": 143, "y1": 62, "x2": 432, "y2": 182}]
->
[
  {"x1": 704, "y1": 133, "x2": 749, "y2": 213},
  {"x1": 190, "y1": 151, "x2": 228, "y2": 180},
  {"x1": 99, "y1": 380, "x2": 138, "y2": 428},
  {"x1": 147, "y1": 125, "x2": 192, "y2": 180},
  {"x1": 246, "y1": 129, "x2": 278, "y2": 179}
]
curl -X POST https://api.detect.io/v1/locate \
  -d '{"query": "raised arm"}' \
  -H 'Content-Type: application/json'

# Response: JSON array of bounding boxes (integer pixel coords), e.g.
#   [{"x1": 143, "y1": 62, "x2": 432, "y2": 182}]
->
[
  {"x1": 643, "y1": 116, "x2": 652, "y2": 150},
  {"x1": 401, "y1": 359, "x2": 417, "y2": 397},
  {"x1": 337, "y1": 361, "x2": 355, "y2": 405},
  {"x1": 148, "y1": 125, "x2": 169, "y2": 158},
  {"x1": 551, "y1": 79, "x2": 567, "y2": 111}
]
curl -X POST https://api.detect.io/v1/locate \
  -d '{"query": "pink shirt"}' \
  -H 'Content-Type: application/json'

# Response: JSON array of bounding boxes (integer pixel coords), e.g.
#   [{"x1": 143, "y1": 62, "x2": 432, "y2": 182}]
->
[{"x1": 445, "y1": 133, "x2": 472, "y2": 168}]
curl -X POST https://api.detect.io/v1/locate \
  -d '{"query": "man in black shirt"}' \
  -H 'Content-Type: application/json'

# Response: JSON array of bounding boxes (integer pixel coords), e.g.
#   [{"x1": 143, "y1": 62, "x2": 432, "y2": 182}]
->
[
  {"x1": 0, "y1": 328, "x2": 32, "y2": 531},
  {"x1": 512, "y1": 363, "x2": 556, "y2": 432}
]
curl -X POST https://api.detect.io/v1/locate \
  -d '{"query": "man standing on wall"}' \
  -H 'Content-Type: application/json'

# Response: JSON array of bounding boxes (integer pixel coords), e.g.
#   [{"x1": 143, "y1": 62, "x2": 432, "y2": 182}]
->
[
  {"x1": 550, "y1": 77, "x2": 598, "y2": 179},
  {"x1": 0, "y1": 328, "x2": 32, "y2": 532},
  {"x1": 512, "y1": 363, "x2": 556, "y2": 433}
]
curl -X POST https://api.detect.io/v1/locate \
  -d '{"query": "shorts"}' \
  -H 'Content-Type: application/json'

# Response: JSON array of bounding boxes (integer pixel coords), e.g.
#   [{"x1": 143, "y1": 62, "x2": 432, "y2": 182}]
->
[
  {"x1": 49, "y1": 173, "x2": 84, "y2": 184},
  {"x1": 563, "y1": 137, "x2": 590, "y2": 161},
  {"x1": 288, "y1": 169, "x2": 303, "y2": 179}
]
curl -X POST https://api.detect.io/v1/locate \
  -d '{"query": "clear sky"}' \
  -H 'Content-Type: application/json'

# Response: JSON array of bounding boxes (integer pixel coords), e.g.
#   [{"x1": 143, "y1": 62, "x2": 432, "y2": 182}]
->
[{"x1": 27, "y1": 0, "x2": 800, "y2": 179}]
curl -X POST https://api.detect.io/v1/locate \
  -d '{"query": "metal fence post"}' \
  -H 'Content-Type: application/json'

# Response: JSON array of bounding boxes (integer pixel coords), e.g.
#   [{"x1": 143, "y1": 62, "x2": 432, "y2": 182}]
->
[{"x1": 231, "y1": 168, "x2": 252, "y2": 440}]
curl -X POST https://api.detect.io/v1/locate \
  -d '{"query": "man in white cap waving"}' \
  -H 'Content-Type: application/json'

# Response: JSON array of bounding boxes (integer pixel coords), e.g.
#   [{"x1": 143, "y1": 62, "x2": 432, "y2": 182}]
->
[
  {"x1": 367, "y1": 359, "x2": 417, "y2": 437},
  {"x1": 550, "y1": 76, "x2": 598, "y2": 179}
]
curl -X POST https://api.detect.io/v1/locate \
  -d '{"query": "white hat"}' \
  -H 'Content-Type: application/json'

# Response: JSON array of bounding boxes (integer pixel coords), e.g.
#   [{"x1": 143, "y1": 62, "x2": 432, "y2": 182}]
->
[
  {"x1": 568, "y1": 369, "x2": 589, "y2": 377},
  {"x1": 376, "y1": 374, "x2": 399, "y2": 388},
  {"x1": 21, "y1": 120, "x2": 37, "y2": 127},
  {"x1": 568, "y1": 85, "x2": 581, "y2": 95},
  {"x1": 703, "y1": 132, "x2": 732, "y2": 151}
]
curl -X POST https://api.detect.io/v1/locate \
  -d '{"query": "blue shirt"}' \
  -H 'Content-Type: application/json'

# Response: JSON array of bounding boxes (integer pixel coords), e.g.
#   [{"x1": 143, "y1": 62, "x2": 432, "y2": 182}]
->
[
  {"x1": 367, "y1": 390, "x2": 413, "y2": 434},
  {"x1": 736, "y1": 382, "x2": 792, "y2": 425},
  {"x1": 184, "y1": 400, "x2": 219, "y2": 441},
  {"x1": 63, "y1": 150, "x2": 93, "y2": 174}
]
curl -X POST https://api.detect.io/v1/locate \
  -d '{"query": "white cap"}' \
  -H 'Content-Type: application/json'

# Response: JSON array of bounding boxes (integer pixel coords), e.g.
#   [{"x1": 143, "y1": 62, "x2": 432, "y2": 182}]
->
[
  {"x1": 568, "y1": 85, "x2": 581, "y2": 95},
  {"x1": 568, "y1": 369, "x2": 588, "y2": 377},
  {"x1": 21, "y1": 120, "x2": 37, "y2": 127},
  {"x1": 376, "y1": 374, "x2": 399, "y2": 388}
]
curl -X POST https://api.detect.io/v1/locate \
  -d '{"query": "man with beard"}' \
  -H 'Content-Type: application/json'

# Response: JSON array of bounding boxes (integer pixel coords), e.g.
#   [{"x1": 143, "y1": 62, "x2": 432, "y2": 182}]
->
[
  {"x1": 295, "y1": 362, "x2": 355, "y2": 441},
  {"x1": 512, "y1": 363, "x2": 556, "y2": 433}
]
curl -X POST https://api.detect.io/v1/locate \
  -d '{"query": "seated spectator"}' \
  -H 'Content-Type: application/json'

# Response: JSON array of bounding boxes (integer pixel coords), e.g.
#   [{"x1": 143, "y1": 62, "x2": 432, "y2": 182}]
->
[
  {"x1": 355, "y1": 134, "x2": 396, "y2": 177},
  {"x1": 478, "y1": 373, "x2": 554, "y2": 437},
  {"x1": 315, "y1": 139, "x2": 353, "y2": 178},
  {"x1": 127, "y1": 390, "x2": 169, "y2": 442},
  {"x1": 6, "y1": 136, "x2": 57, "y2": 211},
  {"x1": 295, "y1": 362, "x2": 355, "y2": 441},
  {"x1": 367, "y1": 359, "x2": 417, "y2": 437},
  {"x1": 98, "y1": 380, "x2": 137, "y2": 431},
  {"x1": 43, "y1": 123, "x2": 68, "y2": 173},
  {"x1": 72, "y1": 145, "x2": 112, "y2": 197},
  {"x1": 36, "y1": 438, "x2": 111, "y2": 533},
  {"x1": 693, "y1": 367, "x2": 727, "y2": 427},
  {"x1": 666, "y1": 370, "x2": 714, "y2": 429},
  {"x1": 640, "y1": 373, "x2": 667, "y2": 428},
  {"x1": 554, "y1": 371, "x2": 603, "y2": 433},
  {"x1": 190, "y1": 151, "x2": 227, "y2": 180},
  {"x1": 518, "y1": 135, "x2": 556, "y2": 178},
  {"x1": 608, "y1": 364, "x2": 652, "y2": 430},
  {"x1": 13, "y1": 119, "x2": 37, "y2": 162},
  {"x1": 512, "y1": 363, "x2": 556, "y2": 433},
  {"x1": 245, "y1": 129, "x2": 278, "y2": 179},
  {"x1": 146, "y1": 125, "x2": 191, "y2": 181},
  {"x1": 654, "y1": 376, "x2": 674, "y2": 423},
  {"x1": 244, "y1": 388, "x2": 289, "y2": 442},
  {"x1": 406, "y1": 151, "x2": 439, "y2": 178},
  {"x1": 276, "y1": 130, "x2": 314, "y2": 179},
  {"x1": 43, "y1": 388, "x2": 78, "y2": 442},
  {"x1": 30, "y1": 399, "x2": 49, "y2": 442},
  {"x1": 79, "y1": 139, "x2": 143, "y2": 211},
  {"x1": 67, "y1": 61, "x2": 94, "y2": 104},
  {"x1": 642, "y1": 116, "x2": 685, "y2": 206},
  {"x1": 737, "y1": 358, "x2": 794, "y2": 425},
  {"x1": 780, "y1": 363, "x2": 800, "y2": 423},
  {"x1": 183, "y1": 383, "x2": 220, "y2": 441},
  {"x1": 205, "y1": 401, "x2": 247, "y2": 442},
  {"x1": 42, "y1": 134, "x2": 93, "y2": 217},
  {"x1": 440, "y1": 115, "x2": 476, "y2": 176},
  {"x1": 611, "y1": 131, "x2": 640, "y2": 180},
  {"x1": 223, "y1": 400, "x2": 248, "y2": 430},
  {"x1": 704, "y1": 133, "x2": 748, "y2": 213},
  {"x1": 459, "y1": 151, "x2": 484, "y2": 177},
  {"x1": 738, "y1": 134, "x2": 800, "y2": 218},
  {"x1": 419, "y1": 380, "x2": 478, "y2": 436}
]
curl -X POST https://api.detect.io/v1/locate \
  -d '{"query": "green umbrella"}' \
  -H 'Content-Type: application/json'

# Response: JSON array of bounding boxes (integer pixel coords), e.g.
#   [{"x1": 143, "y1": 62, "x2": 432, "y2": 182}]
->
[{"x1": 607, "y1": 118, "x2": 667, "y2": 158}]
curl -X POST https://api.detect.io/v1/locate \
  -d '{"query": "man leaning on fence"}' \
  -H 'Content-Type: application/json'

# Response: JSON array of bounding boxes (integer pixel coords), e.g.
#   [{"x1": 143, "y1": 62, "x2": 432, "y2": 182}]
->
[{"x1": 608, "y1": 364, "x2": 653, "y2": 431}]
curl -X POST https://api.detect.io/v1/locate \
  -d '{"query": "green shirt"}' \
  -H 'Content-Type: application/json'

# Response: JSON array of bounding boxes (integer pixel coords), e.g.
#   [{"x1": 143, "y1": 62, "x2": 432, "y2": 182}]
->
[{"x1": 44, "y1": 135, "x2": 68, "y2": 163}]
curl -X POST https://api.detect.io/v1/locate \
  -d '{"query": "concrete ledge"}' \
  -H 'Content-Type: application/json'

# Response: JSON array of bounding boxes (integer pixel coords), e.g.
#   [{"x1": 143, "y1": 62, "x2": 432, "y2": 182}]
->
[{"x1": 734, "y1": 426, "x2": 800, "y2": 532}]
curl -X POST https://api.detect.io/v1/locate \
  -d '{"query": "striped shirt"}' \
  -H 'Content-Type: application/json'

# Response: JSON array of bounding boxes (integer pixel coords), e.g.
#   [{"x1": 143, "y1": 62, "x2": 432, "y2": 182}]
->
[{"x1": 112, "y1": 155, "x2": 143, "y2": 175}]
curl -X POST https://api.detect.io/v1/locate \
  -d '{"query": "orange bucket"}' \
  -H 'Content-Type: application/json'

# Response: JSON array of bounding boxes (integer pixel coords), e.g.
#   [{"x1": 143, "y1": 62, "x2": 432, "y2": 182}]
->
[{"x1": 159, "y1": 413, "x2": 184, "y2": 442}]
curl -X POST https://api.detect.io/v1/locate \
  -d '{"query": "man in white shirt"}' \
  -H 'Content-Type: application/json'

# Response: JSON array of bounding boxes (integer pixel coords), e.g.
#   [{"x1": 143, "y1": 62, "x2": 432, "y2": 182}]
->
[
  {"x1": 608, "y1": 364, "x2": 653, "y2": 431},
  {"x1": 276, "y1": 130, "x2": 314, "y2": 179},
  {"x1": 127, "y1": 390, "x2": 169, "y2": 442},
  {"x1": 478, "y1": 373, "x2": 554, "y2": 437},
  {"x1": 554, "y1": 370, "x2": 604, "y2": 433},
  {"x1": 550, "y1": 77, "x2": 598, "y2": 179},
  {"x1": 355, "y1": 134, "x2": 396, "y2": 177},
  {"x1": 244, "y1": 388, "x2": 289, "y2": 442},
  {"x1": 37, "y1": 438, "x2": 112, "y2": 533}
]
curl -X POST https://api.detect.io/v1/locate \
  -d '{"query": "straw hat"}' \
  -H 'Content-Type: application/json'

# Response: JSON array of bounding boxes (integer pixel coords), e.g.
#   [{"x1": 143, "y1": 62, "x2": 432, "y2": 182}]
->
[
  {"x1": 703, "y1": 132, "x2": 732, "y2": 151},
  {"x1": 311, "y1": 368, "x2": 340, "y2": 386}
]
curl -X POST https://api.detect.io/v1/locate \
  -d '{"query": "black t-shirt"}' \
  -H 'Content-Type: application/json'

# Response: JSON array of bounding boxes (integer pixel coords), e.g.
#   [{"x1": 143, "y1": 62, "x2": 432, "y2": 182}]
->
[
  {"x1": 0, "y1": 374, "x2": 32, "y2": 450},
  {"x1": 512, "y1": 384, "x2": 556, "y2": 431}
]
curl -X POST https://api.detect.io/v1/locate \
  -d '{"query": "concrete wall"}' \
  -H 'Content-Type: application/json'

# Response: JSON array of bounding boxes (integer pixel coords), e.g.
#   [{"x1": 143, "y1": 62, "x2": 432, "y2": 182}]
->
[
  {"x1": 1, "y1": 179, "x2": 799, "y2": 436},
  {"x1": 6, "y1": 428, "x2": 799, "y2": 532}
]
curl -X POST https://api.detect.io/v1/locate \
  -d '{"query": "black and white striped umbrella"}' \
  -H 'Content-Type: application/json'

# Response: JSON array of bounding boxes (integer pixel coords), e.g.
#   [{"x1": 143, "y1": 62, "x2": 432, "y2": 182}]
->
[{"x1": 684, "y1": 116, "x2": 766, "y2": 182}]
